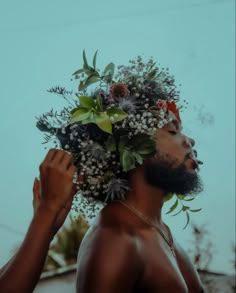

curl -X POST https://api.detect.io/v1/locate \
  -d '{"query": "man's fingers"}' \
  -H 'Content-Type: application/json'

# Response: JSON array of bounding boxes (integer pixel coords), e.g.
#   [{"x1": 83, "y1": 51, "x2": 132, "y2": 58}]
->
[
  {"x1": 43, "y1": 149, "x2": 58, "y2": 162},
  {"x1": 52, "y1": 149, "x2": 67, "y2": 164},
  {"x1": 33, "y1": 178, "x2": 40, "y2": 199},
  {"x1": 61, "y1": 153, "x2": 74, "y2": 169}
]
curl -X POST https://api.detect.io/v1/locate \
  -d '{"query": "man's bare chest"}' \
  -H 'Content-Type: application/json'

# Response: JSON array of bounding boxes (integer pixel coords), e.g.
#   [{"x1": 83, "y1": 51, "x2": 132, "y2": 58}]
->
[{"x1": 135, "y1": 233, "x2": 203, "y2": 292}]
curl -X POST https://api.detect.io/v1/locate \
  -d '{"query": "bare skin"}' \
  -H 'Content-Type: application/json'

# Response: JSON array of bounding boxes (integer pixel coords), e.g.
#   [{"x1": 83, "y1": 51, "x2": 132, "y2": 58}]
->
[
  {"x1": 76, "y1": 118, "x2": 204, "y2": 293},
  {"x1": 0, "y1": 149, "x2": 76, "y2": 293}
]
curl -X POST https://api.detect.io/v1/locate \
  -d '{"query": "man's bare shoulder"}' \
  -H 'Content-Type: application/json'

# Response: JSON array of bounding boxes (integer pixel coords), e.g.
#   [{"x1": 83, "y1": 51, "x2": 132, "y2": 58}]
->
[
  {"x1": 78, "y1": 201, "x2": 143, "y2": 261},
  {"x1": 76, "y1": 202, "x2": 144, "y2": 292}
]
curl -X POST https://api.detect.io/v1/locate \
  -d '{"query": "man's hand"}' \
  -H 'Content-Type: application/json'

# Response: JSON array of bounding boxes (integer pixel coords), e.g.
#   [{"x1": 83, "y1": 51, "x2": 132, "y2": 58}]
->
[
  {"x1": 33, "y1": 177, "x2": 76, "y2": 237},
  {"x1": 38, "y1": 149, "x2": 76, "y2": 214}
]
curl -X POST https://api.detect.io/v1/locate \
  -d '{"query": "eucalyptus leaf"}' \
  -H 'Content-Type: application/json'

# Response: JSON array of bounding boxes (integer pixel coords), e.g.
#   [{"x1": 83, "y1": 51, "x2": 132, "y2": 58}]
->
[
  {"x1": 84, "y1": 74, "x2": 100, "y2": 88},
  {"x1": 120, "y1": 149, "x2": 135, "y2": 172},
  {"x1": 83, "y1": 68, "x2": 93, "y2": 76},
  {"x1": 95, "y1": 112, "x2": 112, "y2": 134},
  {"x1": 72, "y1": 68, "x2": 84, "y2": 76},
  {"x1": 103, "y1": 63, "x2": 115, "y2": 79},
  {"x1": 83, "y1": 50, "x2": 89, "y2": 70},
  {"x1": 79, "y1": 96, "x2": 95, "y2": 109},
  {"x1": 93, "y1": 50, "x2": 98, "y2": 69},
  {"x1": 166, "y1": 199, "x2": 179, "y2": 214}
]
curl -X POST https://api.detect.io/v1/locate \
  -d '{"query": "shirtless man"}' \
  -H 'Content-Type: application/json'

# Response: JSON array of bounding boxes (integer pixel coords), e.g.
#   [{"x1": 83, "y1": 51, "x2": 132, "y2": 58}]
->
[
  {"x1": 0, "y1": 149, "x2": 76, "y2": 292},
  {"x1": 76, "y1": 116, "x2": 204, "y2": 292}
]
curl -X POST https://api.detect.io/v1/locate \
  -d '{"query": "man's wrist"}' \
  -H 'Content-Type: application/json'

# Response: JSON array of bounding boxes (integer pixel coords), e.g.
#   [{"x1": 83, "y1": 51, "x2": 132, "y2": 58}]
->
[
  {"x1": 38, "y1": 199, "x2": 61, "y2": 214},
  {"x1": 35, "y1": 202, "x2": 58, "y2": 224}
]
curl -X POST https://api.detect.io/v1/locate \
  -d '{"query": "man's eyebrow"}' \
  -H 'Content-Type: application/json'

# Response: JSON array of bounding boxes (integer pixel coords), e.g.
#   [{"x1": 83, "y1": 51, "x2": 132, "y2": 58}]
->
[{"x1": 171, "y1": 119, "x2": 182, "y2": 131}]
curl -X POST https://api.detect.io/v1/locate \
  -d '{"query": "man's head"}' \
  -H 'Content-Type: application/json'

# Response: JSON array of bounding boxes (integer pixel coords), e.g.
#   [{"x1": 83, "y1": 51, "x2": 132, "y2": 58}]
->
[
  {"x1": 38, "y1": 53, "x2": 204, "y2": 219},
  {"x1": 144, "y1": 112, "x2": 203, "y2": 196}
]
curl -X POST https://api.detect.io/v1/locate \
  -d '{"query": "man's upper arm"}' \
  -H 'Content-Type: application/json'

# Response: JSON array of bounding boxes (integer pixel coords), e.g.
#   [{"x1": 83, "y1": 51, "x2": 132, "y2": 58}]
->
[{"x1": 76, "y1": 227, "x2": 142, "y2": 293}]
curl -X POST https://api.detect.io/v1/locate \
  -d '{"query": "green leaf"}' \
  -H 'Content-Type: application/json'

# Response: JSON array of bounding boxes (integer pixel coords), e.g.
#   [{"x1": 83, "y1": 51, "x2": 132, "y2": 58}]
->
[
  {"x1": 190, "y1": 208, "x2": 202, "y2": 212},
  {"x1": 176, "y1": 194, "x2": 194, "y2": 202},
  {"x1": 137, "y1": 147, "x2": 156, "y2": 156},
  {"x1": 164, "y1": 193, "x2": 174, "y2": 202},
  {"x1": 132, "y1": 152, "x2": 143, "y2": 165},
  {"x1": 120, "y1": 149, "x2": 135, "y2": 172},
  {"x1": 132, "y1": 137, "x2": 156, "y2": 156},
  {"x1": 79, "y1": 96, "x2": 95, "y2": 109},
  {"x1": 83, "y1": 50, "x2": 89, "y2": 70},
  {"x1": 103, "y1": 63, "x2": 115, "y2": 79},
  {"x1": 105, "y1": 136, "x2": 116, "y2": 152},
  {"x1": 70, "y1": 107, "x2": 80, "y2": 115},
  {"x1": 183, "y1": 198, "x2": 195, "y2": 202},
  {"x1": 118, "y1": 136, "x2": 129, "y2": 152},
  {"x1": 95, "y1": 112, "x2": 112, "y2": 134},
  {"x1": 183, "y1": 212, "x2": 190, "y2": 230},
  {"x1": 172, "y1": 207, "x2": 183, "y2": 217},
  {"x1": 93, "y1": 50, "x2": 98, "y2": 69},
  {"x1": 84, "y1": 74, "x2": 100, "y2": 88},
  {"x1": 182, "y1": 205, "x2": 190, "y2": 212},
  {"x1": 129, "y1": 134, "x2": 155, "y2": 151},
  {"x1": 95, "y1": 95, "x2": 103, "y2": 111},
  {"x1": 166, "y1": 199, "x2": 179, "y2": 214},
  {"x1": 106, "y1": 108, "x2": 128, "y2": 123},
  {"x1": 147, "y1": 69, "x2": 157, "y2": 80},
  {"x1": 70, "y1": 108, "x2": 91, "y2": 123},
  {"x1": 72, "y1": 68, "x2": 84, "y2": 76}
]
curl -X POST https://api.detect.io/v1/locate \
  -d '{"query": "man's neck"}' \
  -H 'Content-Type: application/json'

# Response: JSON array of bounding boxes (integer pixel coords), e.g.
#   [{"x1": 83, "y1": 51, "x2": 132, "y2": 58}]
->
[{"x1": 126, "y1": 166, "x2": 167, "y2": 227}]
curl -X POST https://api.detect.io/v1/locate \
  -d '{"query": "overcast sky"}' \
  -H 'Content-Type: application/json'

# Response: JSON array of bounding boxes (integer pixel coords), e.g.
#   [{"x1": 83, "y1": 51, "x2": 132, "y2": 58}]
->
[{"x1": 0, "y1": 0, "x2": 235, "y2": 274}]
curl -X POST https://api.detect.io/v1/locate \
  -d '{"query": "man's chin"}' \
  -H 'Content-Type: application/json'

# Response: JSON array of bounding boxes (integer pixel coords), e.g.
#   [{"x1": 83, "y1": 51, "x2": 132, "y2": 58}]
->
[{"x1": 144, "y1": 160, "x2": 203, "y2": 196}]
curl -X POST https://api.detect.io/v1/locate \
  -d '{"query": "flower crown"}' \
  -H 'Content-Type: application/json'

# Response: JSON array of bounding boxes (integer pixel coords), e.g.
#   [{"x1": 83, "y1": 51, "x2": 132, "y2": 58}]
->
[{"x1": 36, "y1": 51, "x2": 200, "y2": 225}]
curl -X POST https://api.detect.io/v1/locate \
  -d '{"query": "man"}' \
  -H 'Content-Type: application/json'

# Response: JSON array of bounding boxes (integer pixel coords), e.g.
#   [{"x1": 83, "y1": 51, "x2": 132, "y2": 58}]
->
[
  {"x1": 0, "y1": 149, "x2": 76, "y2": 292},
  {"x1": 76, "y1": 115, "x2": 204, "y2": 292},
  {"x1": 36, "y1": 53, "x2": 205, "y2": 292}
]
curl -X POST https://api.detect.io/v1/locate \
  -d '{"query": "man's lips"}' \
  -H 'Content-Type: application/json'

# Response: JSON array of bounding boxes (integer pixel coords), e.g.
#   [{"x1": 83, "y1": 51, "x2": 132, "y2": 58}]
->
[{"x1": 185, "y1": 152, "x2": 203, "y2": 171}]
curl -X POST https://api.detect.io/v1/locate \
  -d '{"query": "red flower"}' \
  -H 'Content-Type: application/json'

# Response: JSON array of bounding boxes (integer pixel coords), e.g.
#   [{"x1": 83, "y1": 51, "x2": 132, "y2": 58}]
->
[
  {"x1": 156, "y1": 99, "x2": 167, "y2": 110},
  {"x1": 110, "y1": 83, "x2": 129, "y2": 99},
  {"x1": 166, "y1": 101, "x2": 181, "y2": 123}
]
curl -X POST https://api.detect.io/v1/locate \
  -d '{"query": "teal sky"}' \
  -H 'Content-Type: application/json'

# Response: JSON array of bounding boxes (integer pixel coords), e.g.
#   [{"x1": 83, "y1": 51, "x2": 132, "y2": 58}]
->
[{"x1": 0, "y1": 0, "x2": 235, "y2": 274}]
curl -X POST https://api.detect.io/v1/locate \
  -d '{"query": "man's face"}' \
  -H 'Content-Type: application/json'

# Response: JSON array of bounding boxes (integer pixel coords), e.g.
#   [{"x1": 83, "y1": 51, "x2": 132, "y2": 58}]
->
[{"x1": 144, "y1": 112, "x2": 203, "y2": 196}]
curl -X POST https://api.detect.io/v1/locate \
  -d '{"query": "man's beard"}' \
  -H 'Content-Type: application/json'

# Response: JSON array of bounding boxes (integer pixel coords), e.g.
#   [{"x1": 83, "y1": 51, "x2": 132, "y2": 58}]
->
[{"x1": 144, "y1": 153, "x2": 203, "y2": 196}]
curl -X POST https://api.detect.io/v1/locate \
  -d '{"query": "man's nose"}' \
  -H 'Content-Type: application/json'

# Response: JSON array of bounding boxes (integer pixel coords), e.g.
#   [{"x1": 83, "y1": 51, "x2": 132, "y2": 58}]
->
[
  {"x1": 189, "y1": 137, "x2": 195, "y2": 147},
  {"x1": 184, "y1": 136, "x2": 195, "y2": 148}
]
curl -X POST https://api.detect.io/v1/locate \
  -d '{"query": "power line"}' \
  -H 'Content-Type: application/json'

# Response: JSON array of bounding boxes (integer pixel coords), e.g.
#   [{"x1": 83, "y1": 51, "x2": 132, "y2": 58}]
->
[
  {"x1": 0, "y1": 0, "x2": 233, "y2": 33},
  {"x1": 0, "y1": 223, "x2": 25, "y2": 237}
]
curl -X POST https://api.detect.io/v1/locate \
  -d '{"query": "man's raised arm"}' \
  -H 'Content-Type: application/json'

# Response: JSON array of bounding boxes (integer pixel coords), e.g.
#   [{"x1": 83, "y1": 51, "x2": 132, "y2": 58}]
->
[{"x1": 0, "y1": 149, "x2": 76, "y2": 293}]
